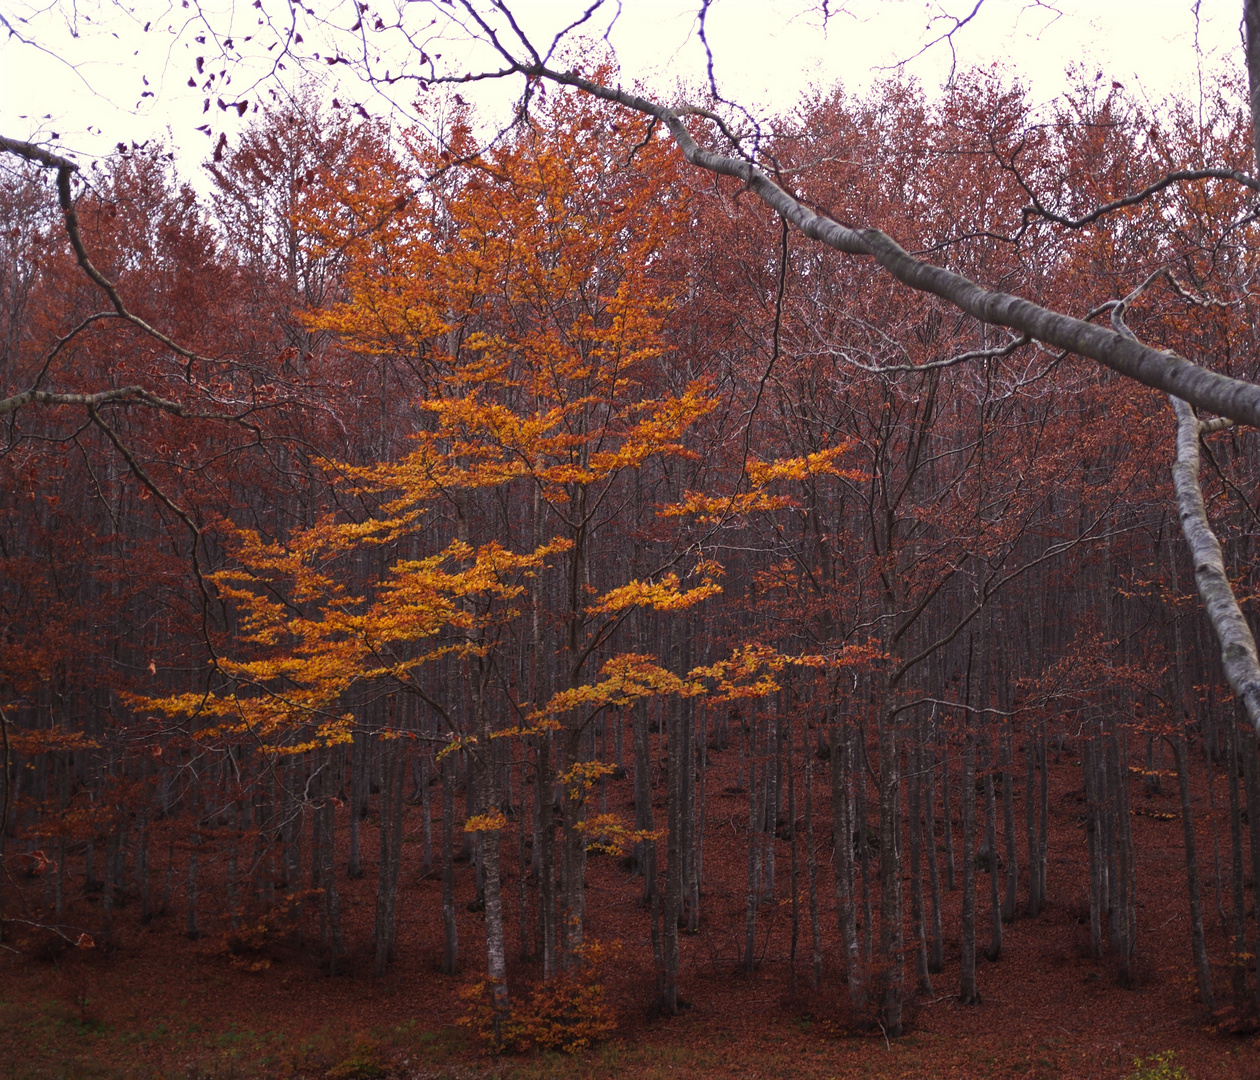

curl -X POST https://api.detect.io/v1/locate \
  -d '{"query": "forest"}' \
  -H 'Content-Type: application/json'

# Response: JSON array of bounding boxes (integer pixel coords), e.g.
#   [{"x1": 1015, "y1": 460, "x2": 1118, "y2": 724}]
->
[{"x1": 5, "y1": 3, "x2": 1260, "y2": 1077}]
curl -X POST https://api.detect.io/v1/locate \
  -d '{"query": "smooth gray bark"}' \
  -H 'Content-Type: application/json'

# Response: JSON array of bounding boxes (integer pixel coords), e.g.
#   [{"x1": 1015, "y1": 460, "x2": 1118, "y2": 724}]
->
[{"x1": 1169, "y1": 395, "x2": 1260, "y2": 733}]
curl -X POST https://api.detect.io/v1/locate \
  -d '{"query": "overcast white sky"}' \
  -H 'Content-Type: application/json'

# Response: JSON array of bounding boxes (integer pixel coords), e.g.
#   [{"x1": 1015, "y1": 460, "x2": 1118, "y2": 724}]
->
[{"x1": 0, "y1": 1, "x2": 1243, "y2": 174}]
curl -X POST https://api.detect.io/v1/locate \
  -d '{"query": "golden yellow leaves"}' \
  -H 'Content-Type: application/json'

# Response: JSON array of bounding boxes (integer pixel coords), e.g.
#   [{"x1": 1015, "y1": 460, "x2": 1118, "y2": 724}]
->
[
  {"x1": 587, "y1": 571, "x2": 721, "y2": 615},
  {"x1": 662, "y1": 442, "x2": 864, "y2": 523},
  {"x1": 463, "y1": 810, "x2": 509, "y2": 833},
  {"x1": 542, "y1": 654, "x2": 700, "y2": 718},
  {"x1": 575, "y1": 813, "x2": 659, "y2": 856},
  {"x1": 136, "y1": 530, "x2": 566, "y2": 748},
  {"x1": 745, "y1": 443, "x2": 862, "y2": 485},
  {"x1": 558, "y1": 759, "x2": 618, "y2": 793}
]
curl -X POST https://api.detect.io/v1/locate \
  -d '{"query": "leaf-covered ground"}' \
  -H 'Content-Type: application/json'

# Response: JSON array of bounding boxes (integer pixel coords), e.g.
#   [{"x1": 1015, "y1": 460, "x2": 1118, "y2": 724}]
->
[{"x1": 2, "y1": 737, "x2": 1254, "y2": 1080}]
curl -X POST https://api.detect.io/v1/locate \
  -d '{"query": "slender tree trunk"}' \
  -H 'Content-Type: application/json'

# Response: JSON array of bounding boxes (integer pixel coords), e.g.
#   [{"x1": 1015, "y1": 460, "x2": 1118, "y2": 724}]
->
[
  {"x1": 856, "y1": 725, "x2": 874, "y2": 965},
  {"x1": 1172, "y1": 731, "x2": 1214, "y2": 1010},
  {"x1": 877, "y1": 707, "x2": 904, "y2": 1035},
  {"x1": 348, "y1": 728, "x2": 365, "y2": 880},
  {"x1": 940, "y1": 723, "x2": 957, "y2": 891},
  {"x1": 441, "y1": 748, "x2": 458, "y2": 975},
  {"x1": 517, "y1": 745, "x2": 531, "y2": 961},
  {"x1": 1114, "y1": 728, "x2": 1136, "y2": 988},
  {"x1": 744, "y1": 714, "x2": 761, "y2": 973},
  {"x1": 662, "y1": 695, "x2": 682, "y2": 1013},
  {"x1": 633, "y1": 698, "x2": 656, "y2": 901},
  {"x1": 922, "y1": 717, "x2": 944, "y2": 974},
  {"x1": 420, "y1": 735, "x2": 433, "y2": 876},
  {"x1": 374, "y1": 738, "x2": 406, "y2": 977},
  {"x1": 1025, "y1": 723, "x2": 1042, "y2": 917},
  {"x1": 558, "y1": 727, "x2": 587, "y2": 969},
  {"x1": 1226, "y1": 712, "x2": 1248, "y2": 1000},
  {"x1": 959, "y1": 724, "x2": 979, "y2": 1005},
  {"x1": 1038, "y1": 723, "x2": 1049, "y2": 909},
  {"x1": 788, "y1": 713, "x2": 800, "y2": 995},
  {"x1": 832, "y1": 721, "x2": 864, "y2": 1012},
  {"x1": 186, "y1": 828, "x2": 200, "y2": 940},
  {"x1": 1084, "y1": 731, "x2": 1105, "y2": 960},
  {"x1": 908, "y1": 732, "x2": 932, "y2": 995},
  {"x1": 693, "y1": 702, "x2": 705, "y2": 932},
  {"x1": 321, "y1": 752, "x2": 344, "y2": 972},
  {"x1": 984, "y1": 738, "x2": 1002, "y2": 962},
  {"x1": 1001, "y1": 726, "x2": 1018, "y2": 923},
  {"x1": 762, "y1": 710, "x2": 777, "y2": 903},
  {"x1": 1244, "y1": 723, "x2": 1260, "y2": 1011},
  {"x1": 536, "y1": 733, "x2": 557, "y2": 979},
  {"x1": 805, "y1": 721, "x2": 822, "y2": 989},
  {"x1": 479, "y1": 768, "x2": 510, "y2": 1033}
]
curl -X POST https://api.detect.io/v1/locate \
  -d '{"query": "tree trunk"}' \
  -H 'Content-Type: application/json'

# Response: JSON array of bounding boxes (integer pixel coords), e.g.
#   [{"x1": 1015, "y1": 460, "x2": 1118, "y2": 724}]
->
[
  {"x1": 374, "y1": 737, "x2": 406, "y2": 977},
  {"x1": 788, "y1": 712, "x2": 800, "y2": 995},
  {"x1": 940, "y1": 724, "x2": 957, "y2": 891},
  {"x1": 1083, "y1": 731, "x2": 1105, "y2": 960},
  {"x1": 661, "y1": 694, "x2": 682, "y2": 1013},
  {"x1": 348, "y1": 727, "x2": 365, "y2": 879},
  {"x1": 908, "y1": 731, "x2": 932, "y2": 995},
  {"x1": 922, "y1": 716, "x2": 944, "y2": 974},
  {"x1": 558, "y1": 727, "x2": 587, "y2": 970},
  {"x1": 744, "y1": 713, "x2": 761, "y2": 973},
  {"x1": 479, "y1": 785, "x2": 510, "y2": 1032},
  {"x1": 1172, "y1": 730, "x2": 1214, "y2": 1010},
  {"x1": 1169, "y1": 394, "x2": 1260, "y2": 732},
  {"x1": 1245, "y1": 723, "x2": 1260, "y2": 1011},
  {"x1": 536, "y1": 732, "x2": 558, "y2": 979},
  {"x1": 805, "y1": 721, "x2": 822, "y2": 989},
  {"x1": 632, "y1": 697, "x2": 657, "y2": 901},
  {"x1": 1001, "y1": 726, "x2": 1018, "y2": 923},
  {"x1": 877, "y1": 708, "x2": 904, "y2": 1035},
  {"x1": 959, "y1": 724, "x2": 979, "y2": 1004},
  {"x1": 831, "y1": 721, "x2": 864, "y2": 1012},
  {"x1": 983, "y1": 737, "x2": 1002, "y2": 962},
  {"x1": 1025, "y1": 724, "x2": 1042, "y2": 917},
  {"x1": 1226, "y1": 711, "x2": 1248, "y2": 1000},
  {"x1": 441, "y1": 747, "x2": 459, "y2": 975}
]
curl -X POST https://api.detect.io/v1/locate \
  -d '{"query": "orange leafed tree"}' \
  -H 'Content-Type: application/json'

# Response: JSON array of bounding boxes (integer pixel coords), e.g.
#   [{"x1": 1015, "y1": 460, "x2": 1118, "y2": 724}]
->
[{"x1": 142, "y1": 78, "x2": 868, "y2": 1018}]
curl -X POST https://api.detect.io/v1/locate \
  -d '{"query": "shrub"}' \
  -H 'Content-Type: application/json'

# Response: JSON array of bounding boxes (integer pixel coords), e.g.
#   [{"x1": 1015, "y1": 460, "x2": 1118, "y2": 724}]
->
[
  {"x1": 459, "y1": 940, "x2": 619, "y2": 1055},
  {"x1": 1124, "y1": 1051, "x2": 1191, "y2": 1080},
  {"x1": 326, "y1": 1037, "x2": 388, "y2": 1080}
]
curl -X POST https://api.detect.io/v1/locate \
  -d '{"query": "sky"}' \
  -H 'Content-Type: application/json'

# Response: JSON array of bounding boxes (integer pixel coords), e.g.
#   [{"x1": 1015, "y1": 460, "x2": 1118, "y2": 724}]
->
[{"x1": 0, "y1": 0, "x2": 1243, "y2": 175}]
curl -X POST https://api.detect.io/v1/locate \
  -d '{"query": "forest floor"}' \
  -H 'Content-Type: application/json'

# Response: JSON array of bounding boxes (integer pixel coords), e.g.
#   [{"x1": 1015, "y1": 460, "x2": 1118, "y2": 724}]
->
[{"x1": 3, "y1": 732, "x2": 1259, "y2": 1080}]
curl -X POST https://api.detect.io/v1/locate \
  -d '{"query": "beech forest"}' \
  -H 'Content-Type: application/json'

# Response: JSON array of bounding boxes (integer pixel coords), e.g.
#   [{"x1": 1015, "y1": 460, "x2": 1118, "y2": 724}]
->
[{"x1": 6, "y1": 4, "x2": 1260, "y2": 1077}]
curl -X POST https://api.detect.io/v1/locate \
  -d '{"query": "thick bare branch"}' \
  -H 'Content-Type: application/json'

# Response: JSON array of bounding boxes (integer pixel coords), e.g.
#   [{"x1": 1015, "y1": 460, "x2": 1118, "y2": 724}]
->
[
  {"x1": 1021, "y1": 168, "x2": 1260, "y2": 229},
  {"x1": 1, "y1": 133, "x2": 217, "y2": 384},
  {"x1": 0, "y1": 385, "x2": 238, "y2": 419},
  {"x1": 1108, "y1": 273, "x2": 1260, "y2": 733},
  {"x1": 517, "y1": 65, "x2": 1260, "y2": 429},
  {"x1": 1169, "y1": 394, "x2": 1260, "y2": 731}
]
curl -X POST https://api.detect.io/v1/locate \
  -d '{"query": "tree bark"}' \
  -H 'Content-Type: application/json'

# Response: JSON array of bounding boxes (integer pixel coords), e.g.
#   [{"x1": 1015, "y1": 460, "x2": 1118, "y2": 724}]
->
[
  {"x1": 805, "y1": 720, "x2": 822, "y2": 989},
  {"x1": 1169, "y1": 395, "x2": 1260, "y2": 733},
  {"x1": 1172, "y1": 730, "x2": 1214, "y2": 1010},
  {"x1": 922, "y1": 717, "x2": 944, "y2": 974},
  {"x1": 441, "y1": 748, "x2": 459, "y2": 975},
  {"x1": 959, "y1": 723, "x2": 979, "y2": 1005},
  {"x1": 877, "y1": 709, "x2": 904, "y2": 1034},
  {"x1": 908, "y1": 731, "x2": 932, "y2": 995},
  {"x1": 831, "y1": 721, "x2": 864, "y2": 1011}
]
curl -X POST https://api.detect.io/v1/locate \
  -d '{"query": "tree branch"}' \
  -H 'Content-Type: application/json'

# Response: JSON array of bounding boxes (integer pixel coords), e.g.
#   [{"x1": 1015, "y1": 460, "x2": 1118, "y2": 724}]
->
[{"x1": 514, "y1": 65, "x2": 1260, "y2": 430}]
